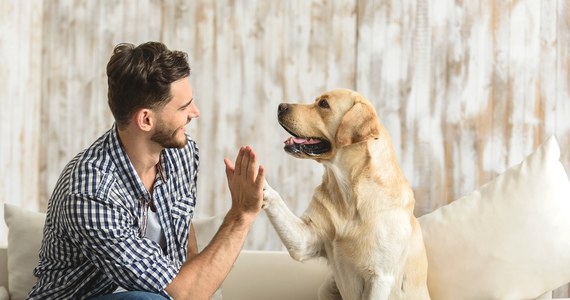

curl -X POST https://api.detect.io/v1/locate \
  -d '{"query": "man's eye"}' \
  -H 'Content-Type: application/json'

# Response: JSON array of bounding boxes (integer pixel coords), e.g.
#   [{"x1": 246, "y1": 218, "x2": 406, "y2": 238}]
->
[{"x1": 318, "y1": 99, "x2": 330, "y2": 109}]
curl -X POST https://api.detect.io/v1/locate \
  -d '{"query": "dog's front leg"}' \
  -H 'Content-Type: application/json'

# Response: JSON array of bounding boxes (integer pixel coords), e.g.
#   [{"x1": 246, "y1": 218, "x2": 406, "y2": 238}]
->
[
  {"x1": 318, "y1": 276, "x2": 342, "y2": 300},
  {"x1": 362, "y1": 276, "x2": 394, "y2": 300},
  {"x1": 263, "y1": 181, "x2": 320, "y2": 261}
]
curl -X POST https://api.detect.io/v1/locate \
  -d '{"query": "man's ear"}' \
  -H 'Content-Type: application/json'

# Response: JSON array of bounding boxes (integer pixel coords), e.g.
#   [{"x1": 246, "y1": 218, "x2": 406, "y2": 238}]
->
[
  {"x1": 335, "y1": 101, "x2": 381, "y2": 147},
  {"x1": 133, "y1": 108, "x2": 154, "y2": 132}
]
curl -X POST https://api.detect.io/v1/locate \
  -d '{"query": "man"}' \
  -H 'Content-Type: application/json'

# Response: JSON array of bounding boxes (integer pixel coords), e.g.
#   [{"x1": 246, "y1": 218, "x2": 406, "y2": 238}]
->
[{"x1": 28, "y1": 41, "x2": 265, "y2": 300}]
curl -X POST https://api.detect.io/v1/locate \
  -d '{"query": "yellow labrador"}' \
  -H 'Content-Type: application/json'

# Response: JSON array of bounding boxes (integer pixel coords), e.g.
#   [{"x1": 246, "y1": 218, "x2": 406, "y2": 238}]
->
[{"x1": 263, "y1": 89, "x2": 430, "y2": 300}]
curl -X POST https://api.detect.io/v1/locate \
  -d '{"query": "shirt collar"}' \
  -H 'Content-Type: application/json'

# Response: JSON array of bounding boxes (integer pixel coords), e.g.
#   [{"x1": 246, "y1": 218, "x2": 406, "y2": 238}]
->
[
  {"x1": 108, "y1": 123, "x2": 150, "y2": 201},
  {"x1": 157, "y1": 151, "x2": 171, "y2": 183}
]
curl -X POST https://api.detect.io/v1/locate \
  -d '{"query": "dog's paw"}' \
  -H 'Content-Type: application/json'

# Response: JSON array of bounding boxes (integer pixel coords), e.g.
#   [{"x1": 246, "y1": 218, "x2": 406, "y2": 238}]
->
[{"x1": 263, "y1": 180, "x2": 280, "y2": 208}]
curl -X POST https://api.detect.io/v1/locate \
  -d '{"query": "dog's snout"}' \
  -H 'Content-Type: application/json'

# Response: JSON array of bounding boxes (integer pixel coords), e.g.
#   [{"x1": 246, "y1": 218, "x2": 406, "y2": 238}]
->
[{"x1": 278, "y1": 103, "x2": 290, "y2": 116}]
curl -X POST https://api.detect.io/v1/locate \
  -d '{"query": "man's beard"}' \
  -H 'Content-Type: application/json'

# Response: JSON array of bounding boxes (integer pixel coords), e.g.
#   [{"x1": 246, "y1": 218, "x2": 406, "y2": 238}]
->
[{"x1": 151, "y1": 119, "x2": 186, "y2": 149}]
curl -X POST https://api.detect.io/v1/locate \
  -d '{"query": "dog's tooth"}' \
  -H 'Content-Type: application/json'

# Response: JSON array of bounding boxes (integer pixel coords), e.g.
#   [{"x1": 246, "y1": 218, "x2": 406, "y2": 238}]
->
[{"x1": 304, "y1": 138, "x2": 321, "y2": 145}]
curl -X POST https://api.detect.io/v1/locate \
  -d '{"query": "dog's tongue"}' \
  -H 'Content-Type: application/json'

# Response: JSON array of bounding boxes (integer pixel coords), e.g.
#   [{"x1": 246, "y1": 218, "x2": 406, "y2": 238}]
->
[{"x1": 285, "y1": 137, "x2": 320, "y2": 145}]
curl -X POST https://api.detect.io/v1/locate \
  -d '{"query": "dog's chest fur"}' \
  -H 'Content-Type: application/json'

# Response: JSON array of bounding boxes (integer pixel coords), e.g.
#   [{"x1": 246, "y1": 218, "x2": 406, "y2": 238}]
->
[{"x1": 306, "y1": 141, "x2": 415, "y2": 274}]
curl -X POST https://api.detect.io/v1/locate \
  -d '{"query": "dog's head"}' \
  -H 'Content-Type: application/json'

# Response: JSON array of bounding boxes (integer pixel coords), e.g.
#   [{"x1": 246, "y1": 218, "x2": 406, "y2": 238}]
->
[{"x1": 277, "y1": 88, "x2": 382, "y2": 160}]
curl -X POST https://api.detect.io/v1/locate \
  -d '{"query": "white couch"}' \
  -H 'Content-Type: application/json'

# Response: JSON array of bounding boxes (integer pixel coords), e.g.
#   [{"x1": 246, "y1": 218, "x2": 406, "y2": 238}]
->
[
  {"x1": 0, "y1": 245, "x2": 560, "y2": 300},
  {"x1": 2, "y1": 136, "x2": 570, "y2": 300}
]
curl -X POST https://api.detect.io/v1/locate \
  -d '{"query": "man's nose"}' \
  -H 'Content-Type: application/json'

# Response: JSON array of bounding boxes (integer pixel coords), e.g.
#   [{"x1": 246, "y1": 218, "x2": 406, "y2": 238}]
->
[{"x1": 189, "y1": 103, "x2": 200, "y2": 119}]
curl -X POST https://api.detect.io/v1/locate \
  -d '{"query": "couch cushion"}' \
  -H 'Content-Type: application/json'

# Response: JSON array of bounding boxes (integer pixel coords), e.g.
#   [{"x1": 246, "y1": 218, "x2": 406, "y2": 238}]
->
[
  {"x1": 419, "y1": 136, "x2": 570, "y2": 300},
  {"x1": 223, "y1": 250, "x2": 329, "y2": 300},
  {"x1": 4, "y1": 203, "x2": 45, "y2": 300}
]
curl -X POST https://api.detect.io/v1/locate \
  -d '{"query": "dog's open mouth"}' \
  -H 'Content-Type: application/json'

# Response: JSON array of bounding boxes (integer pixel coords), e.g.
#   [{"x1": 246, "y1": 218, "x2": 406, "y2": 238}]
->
[
  {"x1": 281, "y1": 126, "x2": 331, "y2": 156},
  {"x1": 284, "y1": 136, "x2": 331, "y2": 155},
  {"x1": 278, "y1": 118, "x2": 331, "y2": 156}
]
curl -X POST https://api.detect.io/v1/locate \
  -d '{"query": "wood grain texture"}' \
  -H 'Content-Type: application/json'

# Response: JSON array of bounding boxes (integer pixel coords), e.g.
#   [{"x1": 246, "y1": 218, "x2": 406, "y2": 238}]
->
[
  {"x1": 1, "y1": 0, "x2": 569, "y2": 294},
  {"x1": 0, "y1": 0, "x2": 43, "y2": 244}
]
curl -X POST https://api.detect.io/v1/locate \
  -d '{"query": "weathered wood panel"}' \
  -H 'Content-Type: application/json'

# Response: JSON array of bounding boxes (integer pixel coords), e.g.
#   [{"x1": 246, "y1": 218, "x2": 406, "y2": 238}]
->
[
  {"x1": 0, "y1": 0, "x2": 43, "y2": 245},
  {"x1": 358, "y1": 0, "x2": 570, "y2": 216},
  {"x1": 39, "y1": 0, "x2": 167, "y2": 209},
  {"x1": 1, "y1": 0, "x2": 569, "y2": 294}
]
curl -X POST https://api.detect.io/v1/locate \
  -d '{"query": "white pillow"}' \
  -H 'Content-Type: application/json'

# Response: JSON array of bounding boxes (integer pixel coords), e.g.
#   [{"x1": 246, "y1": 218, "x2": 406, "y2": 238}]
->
[
  {"x1": 0, "y1": 286, "x2": 9, "y2": 300},
  {"x1": 4, "y1": 203, "x2": 45, "y2": 300},
  {"x1": 419, "y1": 136, "x2": 570, "y2": 300}
]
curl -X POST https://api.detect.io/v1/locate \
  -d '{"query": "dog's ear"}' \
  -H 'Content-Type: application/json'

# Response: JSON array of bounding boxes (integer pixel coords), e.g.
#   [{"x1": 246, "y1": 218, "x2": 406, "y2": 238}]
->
[{"x1": 335, "y1": 101, "x2": 381, "y2": 147}]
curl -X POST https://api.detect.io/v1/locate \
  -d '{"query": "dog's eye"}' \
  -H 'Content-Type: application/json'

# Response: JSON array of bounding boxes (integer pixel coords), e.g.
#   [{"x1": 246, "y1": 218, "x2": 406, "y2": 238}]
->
[{"x1": 318, "y1": 99, "x2": 330, "y2": 109}]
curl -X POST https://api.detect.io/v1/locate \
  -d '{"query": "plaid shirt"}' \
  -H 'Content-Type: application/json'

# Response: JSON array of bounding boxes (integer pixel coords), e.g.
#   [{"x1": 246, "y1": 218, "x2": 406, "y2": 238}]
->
[{"x1": 28, "y1": 124, "x2": 199, "y2": 299}]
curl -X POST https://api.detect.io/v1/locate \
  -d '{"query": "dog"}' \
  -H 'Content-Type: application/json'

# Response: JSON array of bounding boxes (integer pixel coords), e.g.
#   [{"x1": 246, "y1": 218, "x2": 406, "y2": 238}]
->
[{"x1": 263, "y1": 88, "x2": 430, "y2": 299}]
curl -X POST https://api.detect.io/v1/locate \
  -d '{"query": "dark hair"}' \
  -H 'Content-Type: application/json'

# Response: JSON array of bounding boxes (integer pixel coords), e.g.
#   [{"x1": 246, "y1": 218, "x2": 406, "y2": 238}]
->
[{"x1": 106, "y1": 41, "x2": 191, "y2": 129}]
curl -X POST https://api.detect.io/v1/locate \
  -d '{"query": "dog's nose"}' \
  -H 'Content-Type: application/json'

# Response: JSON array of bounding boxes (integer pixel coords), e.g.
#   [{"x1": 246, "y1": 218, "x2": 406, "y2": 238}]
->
[{"x1": 278, "y1": 103, "x2": 289, "y2": 116}]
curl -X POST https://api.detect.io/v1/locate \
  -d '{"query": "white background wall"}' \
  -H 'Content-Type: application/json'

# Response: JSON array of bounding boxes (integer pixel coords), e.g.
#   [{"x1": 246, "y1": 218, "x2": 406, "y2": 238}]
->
[{"x1": 1, "y1": 0, "x2": 569, "y2": 294}]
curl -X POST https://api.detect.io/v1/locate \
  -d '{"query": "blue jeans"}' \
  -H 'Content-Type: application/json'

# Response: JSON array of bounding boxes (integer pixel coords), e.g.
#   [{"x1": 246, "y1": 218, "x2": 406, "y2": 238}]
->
[{"x1": 90, "y1": 291, "x2": 167, "y2": 300}]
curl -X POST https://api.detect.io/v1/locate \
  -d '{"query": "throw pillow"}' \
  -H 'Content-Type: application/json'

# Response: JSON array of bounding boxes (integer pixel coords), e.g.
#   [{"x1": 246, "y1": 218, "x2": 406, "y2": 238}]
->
[
  {"x1": 418, "y1": 136, "x2": 570, "y2": 299},
  {"x1": 192, "y1": 215, "x2": 223, "y2": 251},
  {"x1": 4, "y1": 203, "x2": 45, "y2": 300}
]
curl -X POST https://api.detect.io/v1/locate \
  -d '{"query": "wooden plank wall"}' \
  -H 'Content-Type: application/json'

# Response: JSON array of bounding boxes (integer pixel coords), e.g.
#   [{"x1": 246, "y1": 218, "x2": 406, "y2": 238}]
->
[
  {"x1": 0, "y1": 0, "x2": 43, "y2": 238},
  {"x1": 1, "y1": 0, "x2": 569, "y2": 295}
]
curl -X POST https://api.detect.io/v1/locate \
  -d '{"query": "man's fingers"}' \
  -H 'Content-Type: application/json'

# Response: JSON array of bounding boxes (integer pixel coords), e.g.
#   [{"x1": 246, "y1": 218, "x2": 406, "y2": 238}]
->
[
  {"x1": 245, "y1": 147, "x2": 258, "y2": 179},
  {"x1": 224, "y1": 158, "x2": 234, "y2": 185},
  {"x1": 235, "y1": 146, "x2": 245, "y2": 175},
  {"x1": 239, "y1": 146, "x2": 251, "y2": 177},
  {"x1": 224, "y1": 158, "x2": 234, "y2": 174},
  {"x1": 232, "y1": 146, "x2": 263, "y2": 184},
  {"x1": 255, "y1": 165, "x2": 265, "y2": 188}
]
